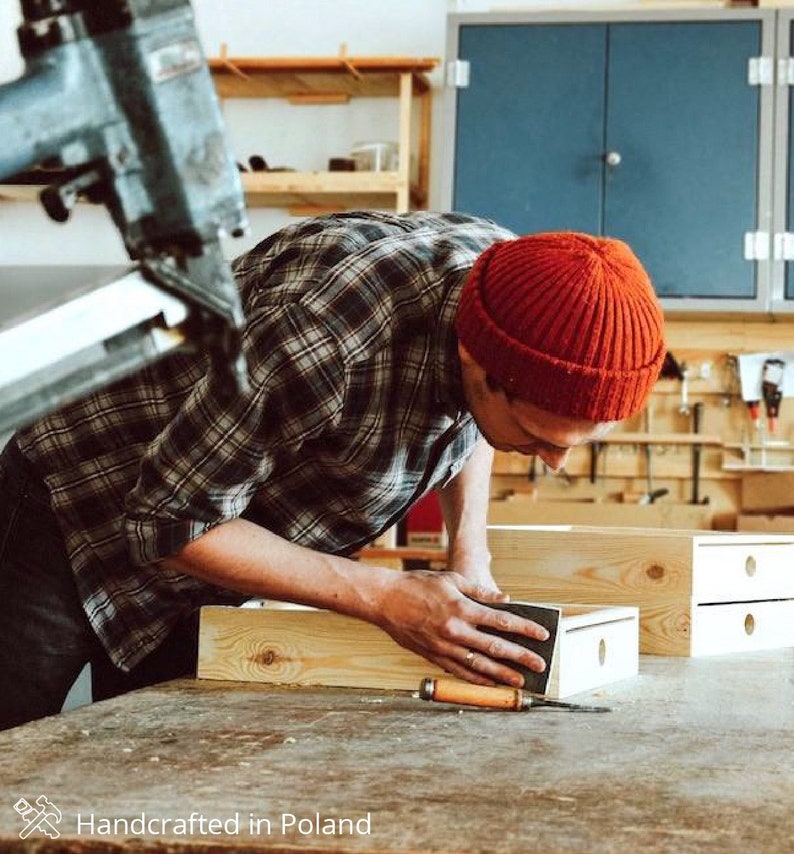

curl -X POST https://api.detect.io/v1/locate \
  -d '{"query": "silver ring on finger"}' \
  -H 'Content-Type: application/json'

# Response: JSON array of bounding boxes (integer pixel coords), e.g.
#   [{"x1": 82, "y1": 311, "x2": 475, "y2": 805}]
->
[{"x1": 465, "y1": 651, "x2": 475, "y2": 664}]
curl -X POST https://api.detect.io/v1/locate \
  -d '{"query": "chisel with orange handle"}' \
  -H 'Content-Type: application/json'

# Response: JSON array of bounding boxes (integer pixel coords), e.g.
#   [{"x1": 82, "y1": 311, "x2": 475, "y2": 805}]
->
[{"x1": 419, "y1": 677, "x2": 611, "y2": 712}]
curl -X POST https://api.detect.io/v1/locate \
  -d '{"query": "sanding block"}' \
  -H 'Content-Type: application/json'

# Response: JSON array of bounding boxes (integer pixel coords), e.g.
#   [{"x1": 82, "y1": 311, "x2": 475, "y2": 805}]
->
[{"x1": 480, "y1": 601, "x2": 561, "y2": 694}]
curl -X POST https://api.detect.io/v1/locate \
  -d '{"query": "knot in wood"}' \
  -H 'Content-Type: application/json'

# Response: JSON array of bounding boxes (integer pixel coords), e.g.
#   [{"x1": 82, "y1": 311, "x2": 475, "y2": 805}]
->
[
  {"x1": 251, "y1": 648, "x2": 278, "y2": 668},
  {"x1": 645, "y1": 564, "x2": 665, "y2": 582}
]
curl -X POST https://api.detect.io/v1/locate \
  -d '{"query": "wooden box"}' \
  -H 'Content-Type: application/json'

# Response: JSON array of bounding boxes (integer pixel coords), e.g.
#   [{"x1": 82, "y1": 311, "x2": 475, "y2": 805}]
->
[
  {"x1": 741, "y1": 471, "x2": 794, "y2": 514},
  {"x1": 737, "y1": 513, "x2": 794, "y2": 533},
  {"x1": 488, "y1": 495, "x2": 712, "y2": 530},
  {"x1": 489, "y1": 525, "x2": 794, "y2": 656},
  {"x1": 197, "y1": 602, "x2": 639, "y2": 699}
]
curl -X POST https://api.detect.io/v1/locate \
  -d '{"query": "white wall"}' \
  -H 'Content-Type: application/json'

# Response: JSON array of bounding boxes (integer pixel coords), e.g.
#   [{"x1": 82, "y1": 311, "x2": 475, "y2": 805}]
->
[{"x1": 0, "y1": 0, "x2": 630, "y2": 267}]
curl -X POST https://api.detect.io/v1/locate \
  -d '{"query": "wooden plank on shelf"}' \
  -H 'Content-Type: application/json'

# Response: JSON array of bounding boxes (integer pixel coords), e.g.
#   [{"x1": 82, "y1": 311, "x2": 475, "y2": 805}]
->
[
  {"x1": 208, "y1": 56, "x2": 438, "y2": 99},
  {"x1": 492, "y1": 447, "x2": 737, "y2": 482},
  {"x1": 488, "y1": 497, "x2": 712, "y2": 530},
  {"x1": 241, "y1": 169, "x2": 402, "y2": 209},
  {"x1": 197, "y1": 603, "x2": 639, "y2": 699},
  {"x1": 242, "y1": 170, "x2": 400, "y2": 194},
  {"x1": 598, "y1": 432, "x2": 722, "y2": 446},
  {"x1": 286, "y1": 92, "x2": 350, "y2": 105}
]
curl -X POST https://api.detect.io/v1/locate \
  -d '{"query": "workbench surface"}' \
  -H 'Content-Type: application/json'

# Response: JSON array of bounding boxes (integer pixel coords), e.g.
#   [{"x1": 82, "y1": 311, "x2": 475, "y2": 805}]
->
[{"x1": 0, "y1": 652, "x2": 792, "y2": 853}]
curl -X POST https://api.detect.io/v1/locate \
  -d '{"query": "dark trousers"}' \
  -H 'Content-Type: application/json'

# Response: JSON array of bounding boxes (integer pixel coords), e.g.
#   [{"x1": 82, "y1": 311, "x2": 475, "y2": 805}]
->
[{"x1": 0, "y1": 439, "x2": 199, "y2": 731}]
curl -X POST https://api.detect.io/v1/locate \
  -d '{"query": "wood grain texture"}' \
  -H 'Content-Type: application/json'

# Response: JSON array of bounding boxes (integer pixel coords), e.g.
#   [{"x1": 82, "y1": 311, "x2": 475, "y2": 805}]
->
[
  {"x1": 488, "y1": 497, "x2": 711, "y2": 530},
  {"x1": 197, "y1": 604, "x2": 638, "y2": 699}
]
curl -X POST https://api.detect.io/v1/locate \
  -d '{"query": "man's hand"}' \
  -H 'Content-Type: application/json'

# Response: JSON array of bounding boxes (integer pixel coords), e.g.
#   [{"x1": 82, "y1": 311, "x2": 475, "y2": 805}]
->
[
  {"x1": 446, "y1": 556, "x2": 500, "y2": 596},
  {"x1": 371, "y1": 569, "x2": 549, "y2": 687}
]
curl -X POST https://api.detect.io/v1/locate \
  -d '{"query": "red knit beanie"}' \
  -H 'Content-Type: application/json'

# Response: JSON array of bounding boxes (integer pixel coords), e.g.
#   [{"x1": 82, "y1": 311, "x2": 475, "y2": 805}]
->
[{"x1": 455, "y1": 232, "x2": 665, "y2": 422}]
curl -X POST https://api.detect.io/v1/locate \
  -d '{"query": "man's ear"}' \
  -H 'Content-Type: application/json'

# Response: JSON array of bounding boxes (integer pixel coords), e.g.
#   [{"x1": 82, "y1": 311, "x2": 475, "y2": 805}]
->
[
  {"x1": 458, "y1": 342, "x2": 479, "y2": 371},
  {"x1": 458, "y1": 343, "x2": 487, "y2": 387},
  {"x1": 459, "y1": 344, "x2": 505, "y2": 395}
]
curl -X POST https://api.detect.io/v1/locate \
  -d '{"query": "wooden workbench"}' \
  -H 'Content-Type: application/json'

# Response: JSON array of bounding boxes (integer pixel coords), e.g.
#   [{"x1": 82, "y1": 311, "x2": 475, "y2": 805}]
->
[{"x1": 0, "y1": 651, "x2": 792, "y2": 853}]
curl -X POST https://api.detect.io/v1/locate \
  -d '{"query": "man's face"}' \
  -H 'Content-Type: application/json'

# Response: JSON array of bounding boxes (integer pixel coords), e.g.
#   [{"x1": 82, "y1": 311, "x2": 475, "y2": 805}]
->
[{"x1": 458, "y1": 345, "x2": 615, "y2": 471}]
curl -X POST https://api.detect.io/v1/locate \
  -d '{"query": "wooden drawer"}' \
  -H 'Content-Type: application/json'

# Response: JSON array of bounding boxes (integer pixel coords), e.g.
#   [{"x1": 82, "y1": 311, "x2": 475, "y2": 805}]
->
[
  {"x1": 198, "y1": 603, "x2": 638, "y2": 700},
  {"x1": 489, "y1": 525, "x2": 794, "y2": 657},
  {"x1": 691, "y1": 600, "x2": 794, "y2": 656},
  {"x1": 552, "y1": 606, "x2": 638, "y2": 698},
  {"x1": 691, "y1": 541, "x2": 794, "y2": 602}
]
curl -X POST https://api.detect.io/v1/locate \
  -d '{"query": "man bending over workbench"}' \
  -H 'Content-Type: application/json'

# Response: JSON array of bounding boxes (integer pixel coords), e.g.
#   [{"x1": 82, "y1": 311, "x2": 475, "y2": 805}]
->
[{"x1": 0, "y1": 211, "x2": 665, "y2": 730}]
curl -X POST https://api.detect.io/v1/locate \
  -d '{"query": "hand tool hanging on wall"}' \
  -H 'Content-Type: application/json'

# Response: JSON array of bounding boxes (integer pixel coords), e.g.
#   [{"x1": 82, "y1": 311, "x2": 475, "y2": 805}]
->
[
  {"x1": 761, "y1": 358, "x2": 786, "y2": 435},
  {"x1": 589, "y1": 442, "x2": 606, "y2": 484},
  {"x1": 660, "y1": 351, "x2": 689, "y2": 415},
  {"x1": 640, "y1": 406, "x2": 668, "y2": 505},
  {"x1": 746, "y1": 398, "x2": 761, "y2": 430},
  {"x1": 418, "y1": 677, "x2": 611, "y2": 713},
  {"x1": 690, "y1": 401, "x2": 708, "y2": 505}
]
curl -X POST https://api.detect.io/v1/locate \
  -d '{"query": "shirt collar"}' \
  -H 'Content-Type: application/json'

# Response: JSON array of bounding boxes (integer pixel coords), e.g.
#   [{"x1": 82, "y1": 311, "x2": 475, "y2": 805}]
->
[{"x1": 433, "y1": 273, "x2": 468, "y2": 418}]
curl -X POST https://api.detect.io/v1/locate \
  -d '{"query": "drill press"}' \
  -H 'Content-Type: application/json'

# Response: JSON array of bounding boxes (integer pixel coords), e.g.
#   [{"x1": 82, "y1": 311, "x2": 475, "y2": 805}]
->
[{"x1": 0, "y1": 0, "x2": 250, "y2": 433}]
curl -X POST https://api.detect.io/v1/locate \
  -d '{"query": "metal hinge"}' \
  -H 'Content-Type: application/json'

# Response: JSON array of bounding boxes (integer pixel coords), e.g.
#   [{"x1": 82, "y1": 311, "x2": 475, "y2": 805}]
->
[
  {"x1": 778, "y1": 58, "x2": 794, "y2": 87},
  {"x1": 744, "y1": 231, "x2": 770, "y2": 261},
  {"x1": 446, "y1": 59, "x2": 470, "y2": 88},
  {"x1": 774, "y1": 232, "x2": 794, "y2": 261},
  {"x1": 748, "y1": 57, "x2": 774, "y2": 86}
]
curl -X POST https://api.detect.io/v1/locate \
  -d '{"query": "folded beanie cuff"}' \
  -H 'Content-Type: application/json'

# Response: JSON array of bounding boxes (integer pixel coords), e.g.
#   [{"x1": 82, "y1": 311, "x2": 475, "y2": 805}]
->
[{"x1": 457, "y1": 297, "x2": 665, "y2": 421}]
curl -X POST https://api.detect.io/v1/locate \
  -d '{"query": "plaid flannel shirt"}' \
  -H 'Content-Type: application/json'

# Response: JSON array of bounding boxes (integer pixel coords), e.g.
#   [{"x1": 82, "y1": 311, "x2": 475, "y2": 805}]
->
[{"x1": 17, "y1": 211, "x2": 515, "y2": 670}]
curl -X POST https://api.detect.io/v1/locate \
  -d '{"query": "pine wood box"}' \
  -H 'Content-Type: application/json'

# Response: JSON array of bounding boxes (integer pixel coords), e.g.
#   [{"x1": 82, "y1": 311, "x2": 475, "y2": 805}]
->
[
  {"x1": 737, "y1": 513, "x2": 794, "y2": 533},
  {"x1": 197, "y1": 602, "x2": 639, "y2": 700},
  {"x1": 740, "y1": 471, "x2": 794, "y2": 514},
  {"x1": 488, "y1": 495, "x2": 712, "y2": 530},
  {"x1": 489, "y1": 525, "x2": 794, "y2": 656}
]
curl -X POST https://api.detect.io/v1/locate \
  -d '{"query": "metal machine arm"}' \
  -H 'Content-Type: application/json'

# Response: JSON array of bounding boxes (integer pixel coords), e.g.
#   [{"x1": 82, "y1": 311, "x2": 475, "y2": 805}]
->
[{"x1": 0, "y1": 0, "x2": 250, "y2": 431}]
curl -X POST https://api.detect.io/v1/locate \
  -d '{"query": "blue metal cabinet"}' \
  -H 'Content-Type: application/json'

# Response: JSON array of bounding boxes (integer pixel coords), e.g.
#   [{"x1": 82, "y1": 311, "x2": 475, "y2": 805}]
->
[{"x1": 444, "y1": 10, "x2": 776, "y2": 310}]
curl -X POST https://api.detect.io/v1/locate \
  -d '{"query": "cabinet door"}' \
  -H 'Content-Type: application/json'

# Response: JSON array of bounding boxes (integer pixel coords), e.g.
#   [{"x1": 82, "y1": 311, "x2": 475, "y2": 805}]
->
[
  {"x1": 453, "y1": 24, "x2": 607, "y2": 235},
  {"x1": 448, "y1": 12, "x2": 771, "y2": 308},
  {"x1": 605, "y1": 21, "x2": 761, "y2": 299}
]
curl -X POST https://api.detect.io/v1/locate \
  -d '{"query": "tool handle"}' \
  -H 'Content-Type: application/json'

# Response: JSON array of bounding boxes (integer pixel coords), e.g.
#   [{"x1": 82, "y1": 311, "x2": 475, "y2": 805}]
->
[{"x1": 419, "y1": 677, "x2": 525, "y2": 710}]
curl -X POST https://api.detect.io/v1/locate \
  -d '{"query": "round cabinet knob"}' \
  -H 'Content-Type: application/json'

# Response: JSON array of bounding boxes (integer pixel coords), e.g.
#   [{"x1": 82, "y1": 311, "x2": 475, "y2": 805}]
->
[{"x1": 605, "y1": 151, "x2": 622, "y2": 167}]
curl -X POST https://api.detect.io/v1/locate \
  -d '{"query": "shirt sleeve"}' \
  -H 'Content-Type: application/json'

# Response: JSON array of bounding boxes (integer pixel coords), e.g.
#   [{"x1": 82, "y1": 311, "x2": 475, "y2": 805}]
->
[{"x1": 123, "y1": 302, "x2": 346, "y2": 565}]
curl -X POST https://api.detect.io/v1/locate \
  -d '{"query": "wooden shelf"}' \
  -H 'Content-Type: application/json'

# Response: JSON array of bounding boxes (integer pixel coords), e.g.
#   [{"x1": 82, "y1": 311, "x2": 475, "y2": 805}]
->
[
  {"x1": 207, "y1": 55, "x2": 438, "y2": 99},
  {"x1": 0, "y1": 174, "x2": 426, "y2": 212},
  {"x1": 598, "y1": 432, "x2": 723, "y2": 447},
  {"x1": 209, "y1": 52, "x2": 438, "y2": 214},
  {"x1": 241, "y1": 170, "x2": 423, "y2": 210}
]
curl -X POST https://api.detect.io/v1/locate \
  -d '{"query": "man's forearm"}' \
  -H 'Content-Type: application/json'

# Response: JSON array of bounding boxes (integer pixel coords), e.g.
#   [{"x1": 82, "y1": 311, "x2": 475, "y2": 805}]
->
[
  {"x1": 437, "y1": 438, "x2": 494, "y2": 576},
  {"x1": 162, "y1": 518, "x2": 391, "y2": 620}
]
